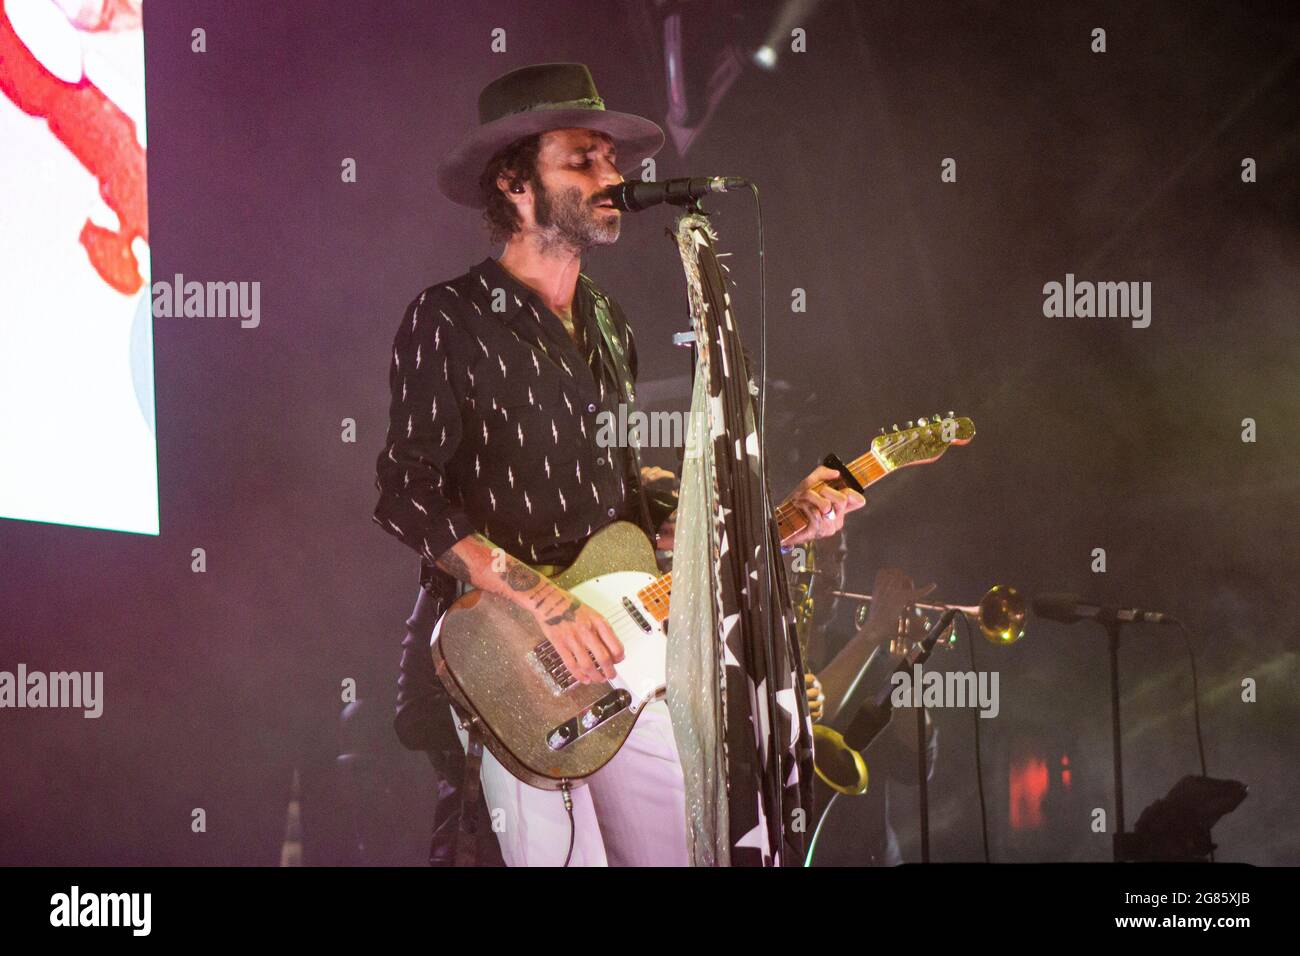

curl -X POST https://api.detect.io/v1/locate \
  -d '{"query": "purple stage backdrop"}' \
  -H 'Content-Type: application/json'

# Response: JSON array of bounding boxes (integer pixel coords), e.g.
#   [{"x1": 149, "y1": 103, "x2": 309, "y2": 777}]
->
[{"x1": 0, "y1": 0, "x2": 1297, "y2": 865}]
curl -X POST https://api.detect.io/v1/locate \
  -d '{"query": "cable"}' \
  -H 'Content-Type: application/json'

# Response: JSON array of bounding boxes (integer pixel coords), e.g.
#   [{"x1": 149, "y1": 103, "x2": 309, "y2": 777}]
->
[
  {"x1": 561, "y1": 782, "x2": 576, "y2": 866},
  {"x1": 747, "y1": 183, "x2": 767, "y2": 485},
  {"x1": 744, "y1": 181, "x2": 788, "y2": 859},
  {"x1": 1169, "y1": 619, "x2": 1209, "y2": 779},
  {"x1": 960, "y1": 615, "x2": 992, "y2": 863}
]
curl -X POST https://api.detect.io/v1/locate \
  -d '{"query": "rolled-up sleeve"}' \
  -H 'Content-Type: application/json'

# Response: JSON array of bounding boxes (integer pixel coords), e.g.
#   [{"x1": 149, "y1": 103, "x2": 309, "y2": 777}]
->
[{"x1": 373, "y1": 290, "x2": 478, "y2": 564}]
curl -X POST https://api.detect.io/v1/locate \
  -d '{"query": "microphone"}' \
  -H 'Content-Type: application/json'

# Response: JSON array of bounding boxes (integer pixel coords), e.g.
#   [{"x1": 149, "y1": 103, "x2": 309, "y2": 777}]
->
[
  {"x1": 601, "y1": 176, "x2": 750, "y2": 212},
  {"x1": 1032, "y1": 593, "x2": 1173, "y2": 626}
]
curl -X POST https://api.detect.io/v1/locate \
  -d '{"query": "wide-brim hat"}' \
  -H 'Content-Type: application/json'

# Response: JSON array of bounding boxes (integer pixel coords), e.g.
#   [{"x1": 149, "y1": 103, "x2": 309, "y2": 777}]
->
[{"x1": 437, "y1": 62, "x2": 665, "y2": 208}]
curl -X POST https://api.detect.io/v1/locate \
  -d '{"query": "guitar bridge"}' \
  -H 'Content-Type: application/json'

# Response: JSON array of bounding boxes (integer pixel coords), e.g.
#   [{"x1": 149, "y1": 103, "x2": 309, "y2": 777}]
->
[{"x1": 527, "y1": 639, "x2": 579, "y2": 695}]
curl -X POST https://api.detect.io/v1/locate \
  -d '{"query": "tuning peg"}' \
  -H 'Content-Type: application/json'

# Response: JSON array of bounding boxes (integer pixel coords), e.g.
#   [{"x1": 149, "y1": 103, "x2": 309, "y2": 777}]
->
[
  {"x1": 905, "y1": 420, "x2": 914, "y2": 429},
  {"x1": 879, "y1": 427, "x2": 886, "y2": 435},
  {"x1": 892, "y1": 423, "x2": 899, "y2": 431},
  {"x1": 917, "y1": 417, "x2": 928, "y2": 426},
  {"x1": 946, "y1": 410, "x2": 955, "y2": 418}
]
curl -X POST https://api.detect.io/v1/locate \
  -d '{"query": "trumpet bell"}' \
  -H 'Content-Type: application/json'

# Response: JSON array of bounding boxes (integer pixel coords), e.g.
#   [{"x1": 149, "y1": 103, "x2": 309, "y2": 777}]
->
[
  {"x1": 978, "y1": 585, "x2": 1026, "y2": 645},
  {"x1": 812, "y1": 725, "x2": 870, "y2": 795}
]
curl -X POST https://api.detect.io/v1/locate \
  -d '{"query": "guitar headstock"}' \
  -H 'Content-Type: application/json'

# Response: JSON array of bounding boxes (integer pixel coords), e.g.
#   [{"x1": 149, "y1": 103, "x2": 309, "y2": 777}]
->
[{"x1": 872, "y1": 414, "x2": 976, "y2": 471}]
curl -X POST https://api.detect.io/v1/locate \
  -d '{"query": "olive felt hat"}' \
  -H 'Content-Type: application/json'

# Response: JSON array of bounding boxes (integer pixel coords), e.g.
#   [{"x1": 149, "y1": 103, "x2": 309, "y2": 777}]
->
[{"x1": 436, "y1": 62, "x2": 665, "y2": 208}]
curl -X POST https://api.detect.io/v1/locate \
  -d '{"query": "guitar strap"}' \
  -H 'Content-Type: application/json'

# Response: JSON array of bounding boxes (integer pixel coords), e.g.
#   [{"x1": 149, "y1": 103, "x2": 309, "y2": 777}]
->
[{"x1": 585, "y1": 281, "x2": 658, "y2": 541}]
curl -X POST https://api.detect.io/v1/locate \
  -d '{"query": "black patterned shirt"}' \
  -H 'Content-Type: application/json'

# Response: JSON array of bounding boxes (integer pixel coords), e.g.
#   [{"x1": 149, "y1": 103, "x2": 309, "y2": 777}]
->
[{"x1": 373, "y1": 257, "x2": 659, "y2": 589}]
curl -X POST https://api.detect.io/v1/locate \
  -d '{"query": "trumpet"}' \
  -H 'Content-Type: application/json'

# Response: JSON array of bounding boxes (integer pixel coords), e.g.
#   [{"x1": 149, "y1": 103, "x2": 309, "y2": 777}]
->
[
  {"x1": 808, "y1": 584, "x2": 1026, "y2": 798},
  {"x1": 832, "y1": 584, "x2": 1027, "y2": 646}
]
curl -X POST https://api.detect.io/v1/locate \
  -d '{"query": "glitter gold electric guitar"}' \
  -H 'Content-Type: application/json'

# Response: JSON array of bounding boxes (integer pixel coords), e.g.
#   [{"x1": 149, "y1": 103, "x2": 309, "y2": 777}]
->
[{"x1": 432, "y1": 416, "x2": 976, "y2": 788}]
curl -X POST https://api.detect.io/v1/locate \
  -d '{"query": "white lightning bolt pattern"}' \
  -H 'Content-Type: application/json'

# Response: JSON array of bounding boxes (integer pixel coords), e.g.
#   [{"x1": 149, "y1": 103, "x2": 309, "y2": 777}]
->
[
  {"x1": 532, "y1": 353, "x2": 540, "y2": 375},
  {"x1": 431, "y1": 397, "x2": 437, "y2": 420},
  {"x1": 563, "y1": 393, "x2": 573, "y2": 415},
  {"x1": 524, "y1": 492, "x2": 532, "y2": 514},
  {"x1": 412, "y1": 500, "x2": 427, "y2": 515},
  {"x1": 498, "y1": 356, "x2": 507, "y2": 377},
  {"x1": 482, "y1": 422, "x2": 488, "y2": 444},
  {"x1": 575, "y1": 460, "x2": 581, "y2": 482},
  {"x1": 439, "y1": 426, "x2": 447, "y2": 447},
  {"x1": 415, "y1": 344, "x2": 421, "y2": 369},
  {"x1": 517, "y1": 423, "x2": 524, "y2": 446},
  {"x1": 406, "y1": 415, "x2": 413, "y2": 438},
  {"x1": 551, "y1": 420, "x2": 558, "y2": 443},
  {"x1": 489, "y1": 490, "x2": 497, "y2": 511},
  {"x1": 434, "y1": 326, "x2": 441, "y2": 351},
  {"x1": 507, "y1": 466, "x2": 514, "y2": 489},
  {"x1": 401, "y1": 378, "x2": 407, "y2": 402},
  {"x1": 559, "y1": 490, "x2": 567, "y2": 511},
  {"x1": 591, "y1": 482, "x2": 599, "y2": 503}
]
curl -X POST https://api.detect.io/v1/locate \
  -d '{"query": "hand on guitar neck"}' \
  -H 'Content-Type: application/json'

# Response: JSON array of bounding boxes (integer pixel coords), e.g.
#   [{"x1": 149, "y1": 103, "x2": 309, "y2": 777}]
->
[
  {"x1": 779, "y1": 465, "x2": 867, "y2": 548},
  {"x1": 654, "y1": 464, "x2": 866, "y2": 553}
]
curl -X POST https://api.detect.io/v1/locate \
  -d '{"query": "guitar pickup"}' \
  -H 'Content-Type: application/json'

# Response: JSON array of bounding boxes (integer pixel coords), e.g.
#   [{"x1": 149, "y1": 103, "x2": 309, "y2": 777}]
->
[
  {"x1": 545, "y1": 690, "x2": 632, "y2": 751},
  {"x1": 621, "y1": 596, "x2": 652, "y2": 633}
]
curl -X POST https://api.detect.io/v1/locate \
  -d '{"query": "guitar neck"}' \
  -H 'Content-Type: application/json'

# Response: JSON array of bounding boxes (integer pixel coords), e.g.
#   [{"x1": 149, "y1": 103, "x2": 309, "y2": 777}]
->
[{"x1": 635, "y1": 450, "x2": 890, "y2": 624}]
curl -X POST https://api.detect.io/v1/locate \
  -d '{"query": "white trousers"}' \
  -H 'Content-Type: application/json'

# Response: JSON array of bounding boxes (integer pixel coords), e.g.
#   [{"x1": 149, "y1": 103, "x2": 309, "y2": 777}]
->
[{"x1": 453, "y1": 699, "x2": 689, "y2": 867}]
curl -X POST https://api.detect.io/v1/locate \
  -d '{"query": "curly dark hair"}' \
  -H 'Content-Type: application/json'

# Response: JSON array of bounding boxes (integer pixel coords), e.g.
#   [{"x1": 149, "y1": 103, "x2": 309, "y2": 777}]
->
[{"x1": 478, "y1": 134, "x2": 543, "y2": 244}]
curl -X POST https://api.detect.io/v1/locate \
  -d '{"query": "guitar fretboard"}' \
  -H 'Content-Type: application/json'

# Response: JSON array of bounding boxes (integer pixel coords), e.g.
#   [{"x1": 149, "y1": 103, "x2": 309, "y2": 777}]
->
[{"x1": 634, "y1": 449, "x2": 889, "y2": 623}]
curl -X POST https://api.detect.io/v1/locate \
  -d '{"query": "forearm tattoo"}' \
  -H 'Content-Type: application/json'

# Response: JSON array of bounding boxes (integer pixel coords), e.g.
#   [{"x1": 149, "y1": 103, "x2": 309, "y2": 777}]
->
[
  {"x1": 544, "y1": 599, "x2": 581, "y2": 626},
  {"x1": 436, "y1": 546, "x2": 472, "y2": 583},
  {"x1": 504, "y1": 562, "x2": 541, "y2": 592}
]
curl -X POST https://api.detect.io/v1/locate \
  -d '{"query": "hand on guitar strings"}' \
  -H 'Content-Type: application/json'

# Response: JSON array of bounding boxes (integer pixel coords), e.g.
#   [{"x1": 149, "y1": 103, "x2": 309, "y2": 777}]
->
[
  {"x1": 529, "y1": 584, "x2": 626, "y2": 685},
  {"x1": 436, "y1": 534, "x2": 624, "y2": 685}
]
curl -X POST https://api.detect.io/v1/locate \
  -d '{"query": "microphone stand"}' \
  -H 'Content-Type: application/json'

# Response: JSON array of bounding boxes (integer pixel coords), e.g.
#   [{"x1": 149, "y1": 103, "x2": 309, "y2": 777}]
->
[
  {"x1": 908, "y1": 613, "x2": 955, "y2": 864},
  {"x1": 917, "y1": 702, "x2": 930, "y2": 863},
  {"x1": 1106, "y1": 619, "x2": 1126, "y2": 861},
  {"x1": 842, "y1": 608, "x2": 956, "y2": 864}
]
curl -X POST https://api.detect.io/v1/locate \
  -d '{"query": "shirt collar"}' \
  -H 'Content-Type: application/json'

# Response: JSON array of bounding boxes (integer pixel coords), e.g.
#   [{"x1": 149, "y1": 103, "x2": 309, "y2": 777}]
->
[{"x1": 470, "y1": 256, "x2": 601, "y2": 327}]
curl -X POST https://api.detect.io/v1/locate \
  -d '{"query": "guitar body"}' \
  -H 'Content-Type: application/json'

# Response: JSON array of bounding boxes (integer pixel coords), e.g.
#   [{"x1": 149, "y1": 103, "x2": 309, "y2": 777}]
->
[{"x1": 432, "y1": 522, "x2": 666, "y2": 790}]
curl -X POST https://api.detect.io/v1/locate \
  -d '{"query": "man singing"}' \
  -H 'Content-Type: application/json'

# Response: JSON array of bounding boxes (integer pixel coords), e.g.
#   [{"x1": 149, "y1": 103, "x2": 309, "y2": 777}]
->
[{"x1": 374, "y1": 63, "x2": 862, "y2": 866}]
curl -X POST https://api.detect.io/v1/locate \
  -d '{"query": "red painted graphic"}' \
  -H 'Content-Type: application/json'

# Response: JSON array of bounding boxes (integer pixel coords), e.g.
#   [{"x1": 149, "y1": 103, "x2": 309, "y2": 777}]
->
[{"x1": 0, "y1": 2, "x2": 148, "y2": 295}]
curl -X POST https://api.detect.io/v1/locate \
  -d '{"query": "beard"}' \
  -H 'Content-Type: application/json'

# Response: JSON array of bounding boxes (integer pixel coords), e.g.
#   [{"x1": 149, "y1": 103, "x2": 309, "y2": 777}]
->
[{"x1": 533, "y1": 179, "x2": 620, "y2": 254}]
